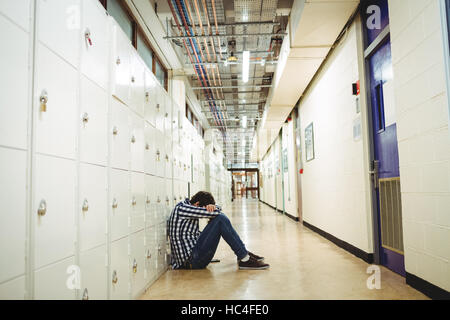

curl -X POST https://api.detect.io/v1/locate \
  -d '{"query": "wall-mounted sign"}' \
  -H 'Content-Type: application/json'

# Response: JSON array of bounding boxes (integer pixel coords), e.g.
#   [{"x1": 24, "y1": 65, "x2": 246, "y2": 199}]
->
[{"x1": 305, "y1": 123, "x2": 315, "y2": 162}]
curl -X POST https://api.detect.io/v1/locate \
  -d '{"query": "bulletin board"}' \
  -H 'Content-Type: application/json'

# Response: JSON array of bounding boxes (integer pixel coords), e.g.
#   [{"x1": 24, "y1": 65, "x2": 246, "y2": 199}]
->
[{"x1": 305, "y1": 123, "x2": 315, "y2": 162}]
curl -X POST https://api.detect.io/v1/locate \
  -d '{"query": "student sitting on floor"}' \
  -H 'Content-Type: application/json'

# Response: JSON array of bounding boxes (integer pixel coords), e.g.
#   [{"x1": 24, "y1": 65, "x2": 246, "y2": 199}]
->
[{"x1": 168, "y1": 191, "x2": 269, "y2": 270}]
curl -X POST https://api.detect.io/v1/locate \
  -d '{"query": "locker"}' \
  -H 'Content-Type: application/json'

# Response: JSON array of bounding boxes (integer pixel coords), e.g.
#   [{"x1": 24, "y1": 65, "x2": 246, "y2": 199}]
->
[
  {"x1": 144, "y1": 226, "x2": 157, "y2": 284},
  {"x1": 37, "y1": 0, "x2": 80, "y2": 68},
  {"x1": 130, "y1": 230, "x2": 145, "y2": 298},
  {"x1": 130, "y1": 172, "x2": 145, "y2": 233},
  {"x1": 155, "y1": 177, "x2": 165, "y2": 223},
  {"x1": 79, "y1": 163, "x2": 107, "y2": 252},
  {"x1": 155, "y1": 129, "x2": 165, "y2": 178},
  {"x1": 164, "y1": 95, "x2": 172, "y2": 137},
  {"x1": 111, "y1": 98, "x2": 130, "y2": 170},
  {"x1": 0, "y1": 15, "x2": 29, "y2": 150},
  {"x1": 110, "y1": 237, "x2": 129, "y2": 300},
  {"x1": 154, "y1": 87, "x2": 165, "y2": 133},
  {"x1": 0, "y1": 0, "x2": 31, "y2": 31},
  {"x1": 81, "y1": 0, "x2": 109, "y2": 90},
  {"x1": 0, "y1": 148, "x2": 27, "y2": 283},
  {"x1": 129, "y1": 52, "x2": 145, "y2": 117},
  {"x1": 0, "y1": 276, "x2": 25, "y2": 300},
  {"x1": 130, "y1": 112, "x2": 145, "y2": 173},
  {"x1": 164, "y1": 137, "x2": 172, "y2": 179},
  {"x1": 79, "y1": 245, "x2": 107, "y2": 300},
  {"x1": 110, "y1": 169, "x2": 130, "y2": 241},
  {"x1": 34, "y1": 257, "x2": 76, "y2": 300},
  {"x1": 80, "y1": 76, "x2": 108, "y2": 166},
  {"x1": 34, "y1": 154, "x2": 75, "y2": 269},
  {"x1": 144, "y1": 122, "x2": 156, "y2": 175},
  {"x1": 111, "y1": 20, "x2": 132, "y2": 105},
  {"x1": 35, "y1": 43, "x2": 78, "y2": 159},
  {"x1": 156, "y1": 222, "x2": 168, "y2": 275},
  {"x1": 145, "y1": 174, "x2": 157, "y2": 227},
  {"x1": 144, "y1": 71, "x2": 156, "y2": 127}
]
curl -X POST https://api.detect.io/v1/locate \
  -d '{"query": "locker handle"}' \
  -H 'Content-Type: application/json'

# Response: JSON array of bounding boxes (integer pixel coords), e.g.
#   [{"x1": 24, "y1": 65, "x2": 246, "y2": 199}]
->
[
  {"x1": 156, "y1": 150, "x2": 160, "y2": 161},
  {"x1": 131, "y1": 76, "x2": 135, "y2": 83},
  {"x1": 40, "y1": 91, "x2": 48, "y2": 112},
  {"x1": 146, "y1": 196, "x2": 151, "y2": 204},
  {"x1": 145, "y1": 143, "x2": 150, "y2": 150},
  {"x1": 82, "y1": 199, "x2": 89, "y2": 212},
  {"x1": 157, "y1": 197, "x2": 161, "y2": 204},
  {"x1": 112, "y1": 126, "x2": 118, "y2": 135},
  {"x1": 132, "y1": 259, "x2": 138, "y2": 273},
  {"x1": 156, "y1": 104, "x2": 160, "y2": 111},
  {"x1": 112, "y1": 198, "x2": 118, "y2": 209},
  {"x1": 82, "y1": 113, "x2": 89, "y2": 124},
  {"x1": 82, "y1": 288, "x2": 89, "y2": 300},
  {"x1": 37, "y1": 199, "x2": 47, "y2": 216},
  {"x1": 145, "y1": 92, "x2": 149, "y2": 102},
  {"x1": 116, "y1": 57, "x2": 121, "y2": 65},
  {"x1": 146, "y1": 250, "x2": 152, "y2": 259},
  {"x1": 132, "y1": 197, "x2": 137, "y2": 206},
  {"x1": 131, "y1": 135, "x2": 136, "y2": 144},
  {"x1": 112, "y1": 270, "x2": 118, "y2": 284},
  {"x1": 165, "y1": 154, "x2": 169, "y2": 162},
  {"x1": 84, "y1": 28, "x2": 92, "y2": 46}
]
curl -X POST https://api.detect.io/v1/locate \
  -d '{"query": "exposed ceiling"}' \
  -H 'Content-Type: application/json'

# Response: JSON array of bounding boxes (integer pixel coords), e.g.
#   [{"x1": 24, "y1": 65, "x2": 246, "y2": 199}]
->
[{"x1": 160, "y1": 0, "x2": 294, "y2": 166}]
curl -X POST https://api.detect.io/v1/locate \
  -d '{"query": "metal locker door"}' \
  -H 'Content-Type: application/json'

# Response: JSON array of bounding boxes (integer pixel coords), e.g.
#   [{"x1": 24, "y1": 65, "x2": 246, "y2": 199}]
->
[
  {"x1": 37, "y1": 0, "x2": 80, "y2": 68},
  {"x1": 0, "y1": 148, "x2": 27, "y2": 284},
  {"x1": 130, "y1": 230, "x2": 145, "y2": 298},
  {"x1": 34, "y1": 154, "x2": 75, "y2": 269},
  {"x1": 79, "y1": 244, "x2": 107, "y2": 300},
  {"x1": 80, "y1": 76, "x2": 108, "y2": 166},
  {"x1": 144, "y1": 122, "x2": 156, "y2": 175},
  {"x1": 144, "y1": 226, "x2": 157, "y2": 285},
  {"x1": 130, "y1": 172, "x2": 145, "y2": 234},
  {"x1": 130, "y1": 52, "x2": 145, "y2": 117},
  {"x1": 35, "y1": 44, "x2": 78, "y2": 159},
  {"x1": 34, "y1": 257, "x2": 76, "y2": 300},
  {"x1": 144, "y1": 71, "x2": 156, "y2": 127},
  {"x1": 111, "y1": 21, "x2": 131, "y2": 106},
  {"x1": 156, "y1": 222, "x2": 167, "y2": 275},
  {"x1": 111, "y1": 98, "x2": 130, "y2": 170},
  {"x1": 0, "y1": 0, "x2": 31, "y2": 31},
  {"x1": 164, "y1": 137, "x2": 172, "y2": 179},
  {"x1": 130, "y1": 112, "x2": 144, "y2": 173},
  {"x1": 145, "y1": 174, "x2": 157, "y2": 228},
  {"x1": 81, "y1": 0, "x2": 109, "y2": 90},
  {"x1": 79, "y1": 163, "x2": 107, "y2": 252},
  {"x1": 0, "y1": 15, "x2": 29, "y2": 150},
  {"x1": 0, "y1": 276, "x2": 26, "y2": 300},
  {"x1": 155, "y1": 87, "x2": 165, "y2": 133},
  {"x1": 110, "y1": 237, "x2": 130, "y2": 300},
  {"x1": 110, "y1": 168, "x2": 130, "y2": 241}
]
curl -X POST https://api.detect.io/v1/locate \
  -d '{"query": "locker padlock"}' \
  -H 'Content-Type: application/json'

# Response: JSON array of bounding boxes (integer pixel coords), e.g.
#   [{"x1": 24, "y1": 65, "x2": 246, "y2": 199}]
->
[
  {"x1": 84, "y1": 28, "x2": 92, "y2": 46},
  {"x1": 132, "y1": 259, "x2": 138, "y2": 273},
  {"x1": 112, "y1": 126, "x2": 118, "y2": 135},
  {"x1": 116, "y1": 57, "x2": 121, "y2": 65},
  {"x1": 131, "y1": 135, "x2": 136, "y2": 144},
  {"x1": 131, "y1": 197, "x2": 137, "y2": 206},
  {"x1": 37, "y1": 199, "x2": 47, "y2": 216},
  {"x1": 145, "y1": 143, "x2": 150, "y2": 150},
  {"x1": 82, "y1": 199, "x2": 89, "y2": 212},
  {"x1": 112, "y1": 270, "x2": 118, "y2": 284},
  {"x1": 146, "y1": 250, "x2": 151, "y2": 259},
  {"x1": 82, "y1": 112, "x2": 89, "y2": 124},
  {"x1": 82, "y1": 288, "x2": 89, "y2": 300},
  {"x1": 39, "y1": 91, "x2": 48, "y2": 112},
  {"x1": 112, "y1": 198, "x2": 118, "y2": 209}
]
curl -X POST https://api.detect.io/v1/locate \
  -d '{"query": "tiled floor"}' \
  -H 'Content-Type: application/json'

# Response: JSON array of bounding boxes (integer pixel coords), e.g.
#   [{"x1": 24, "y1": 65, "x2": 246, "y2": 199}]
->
[{"x1": 140, "y1": 199, "x2": 428, "y2": 300}]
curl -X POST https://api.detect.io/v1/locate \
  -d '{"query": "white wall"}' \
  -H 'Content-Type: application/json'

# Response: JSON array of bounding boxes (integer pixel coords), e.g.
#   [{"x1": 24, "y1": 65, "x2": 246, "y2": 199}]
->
[
  {"x1": 298, "y1": 22, "x2": 373, "y2": 253},
  {"x1": 388, "y1": 0, "x2": 450, "y2": 291}
]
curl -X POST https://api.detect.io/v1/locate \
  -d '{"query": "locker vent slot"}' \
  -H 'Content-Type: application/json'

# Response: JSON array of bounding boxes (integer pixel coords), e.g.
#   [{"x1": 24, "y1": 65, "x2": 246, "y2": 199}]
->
[{"x1": 379, "y1": 178, "x2": 404, "y2": 253}]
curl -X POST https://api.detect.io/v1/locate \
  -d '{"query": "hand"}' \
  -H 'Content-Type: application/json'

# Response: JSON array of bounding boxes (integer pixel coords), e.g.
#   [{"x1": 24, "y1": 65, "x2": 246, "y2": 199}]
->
[{"x1": 205, "y1": 204, "x2": 216, "y2": 212}]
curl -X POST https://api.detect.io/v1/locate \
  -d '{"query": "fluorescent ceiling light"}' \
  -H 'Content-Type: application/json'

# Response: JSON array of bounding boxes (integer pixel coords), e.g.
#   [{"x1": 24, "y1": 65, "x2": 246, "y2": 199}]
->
[{"x1": 242, "y1": 51, "x2": 250, "y2": 83}]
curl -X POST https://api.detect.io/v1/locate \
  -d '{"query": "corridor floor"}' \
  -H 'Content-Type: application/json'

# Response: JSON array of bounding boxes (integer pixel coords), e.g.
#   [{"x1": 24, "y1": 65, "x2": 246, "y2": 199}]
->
[{"x1": 140, "y1": 199, "x2": 428, "y2": 300}]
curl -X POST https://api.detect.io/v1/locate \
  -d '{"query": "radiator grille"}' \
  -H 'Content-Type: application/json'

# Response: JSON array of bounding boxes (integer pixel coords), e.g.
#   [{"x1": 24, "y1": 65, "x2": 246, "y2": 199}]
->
[{"x1": 379, "y1": 178, "x2": 404, "y2": 253}]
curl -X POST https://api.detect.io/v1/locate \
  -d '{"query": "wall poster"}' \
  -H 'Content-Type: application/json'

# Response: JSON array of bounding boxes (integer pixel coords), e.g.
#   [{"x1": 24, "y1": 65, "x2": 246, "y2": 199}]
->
[{"x1": 305, "y1": 123, "x2": 315, "y2": 162}]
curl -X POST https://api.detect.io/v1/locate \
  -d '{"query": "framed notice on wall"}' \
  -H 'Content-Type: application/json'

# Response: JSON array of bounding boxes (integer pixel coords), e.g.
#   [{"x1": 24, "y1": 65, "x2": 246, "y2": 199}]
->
[{"x1": 305, "y1": 123, "x2": 315, "y2": 162}]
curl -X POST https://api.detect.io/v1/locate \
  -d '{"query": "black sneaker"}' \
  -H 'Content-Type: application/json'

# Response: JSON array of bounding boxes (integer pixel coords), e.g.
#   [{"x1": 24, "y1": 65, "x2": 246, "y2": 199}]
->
[
  {"x1": 238, "y1": 256, "x2": 270, "y2": 270},
  {"x1": 237, "y1": 251, "x2": 264, "y2": 262}
]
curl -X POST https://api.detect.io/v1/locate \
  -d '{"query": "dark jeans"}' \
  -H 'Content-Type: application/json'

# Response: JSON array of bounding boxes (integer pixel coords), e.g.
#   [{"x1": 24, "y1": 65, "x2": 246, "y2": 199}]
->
[{"x1": 186, "y1": 214, "x2": 248, "y2": 269}]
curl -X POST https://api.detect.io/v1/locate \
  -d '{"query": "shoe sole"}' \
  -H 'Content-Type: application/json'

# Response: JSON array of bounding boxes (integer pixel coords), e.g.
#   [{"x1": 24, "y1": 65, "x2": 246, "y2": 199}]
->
[{"x1": 239, "y1": 265, "x2": 270, "y2": 270}]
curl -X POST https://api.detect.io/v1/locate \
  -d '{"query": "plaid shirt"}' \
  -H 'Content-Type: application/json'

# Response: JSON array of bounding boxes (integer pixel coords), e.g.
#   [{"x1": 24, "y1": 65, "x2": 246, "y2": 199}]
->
[{"x1": 167, "y1": 198, "x2": 221, "y2": 269}]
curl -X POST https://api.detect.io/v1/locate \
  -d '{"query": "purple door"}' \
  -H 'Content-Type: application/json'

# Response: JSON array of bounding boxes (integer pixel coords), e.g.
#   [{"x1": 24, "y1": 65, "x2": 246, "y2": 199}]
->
[{"x1": 368, "y1": 39, "x2": 405, "y2": 277}]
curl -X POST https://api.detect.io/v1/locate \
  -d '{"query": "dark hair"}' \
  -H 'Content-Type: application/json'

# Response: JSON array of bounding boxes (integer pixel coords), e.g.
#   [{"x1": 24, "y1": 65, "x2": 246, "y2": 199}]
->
[{"x1": 190, "y1": 191, "x2": 215, "y2": 207}]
